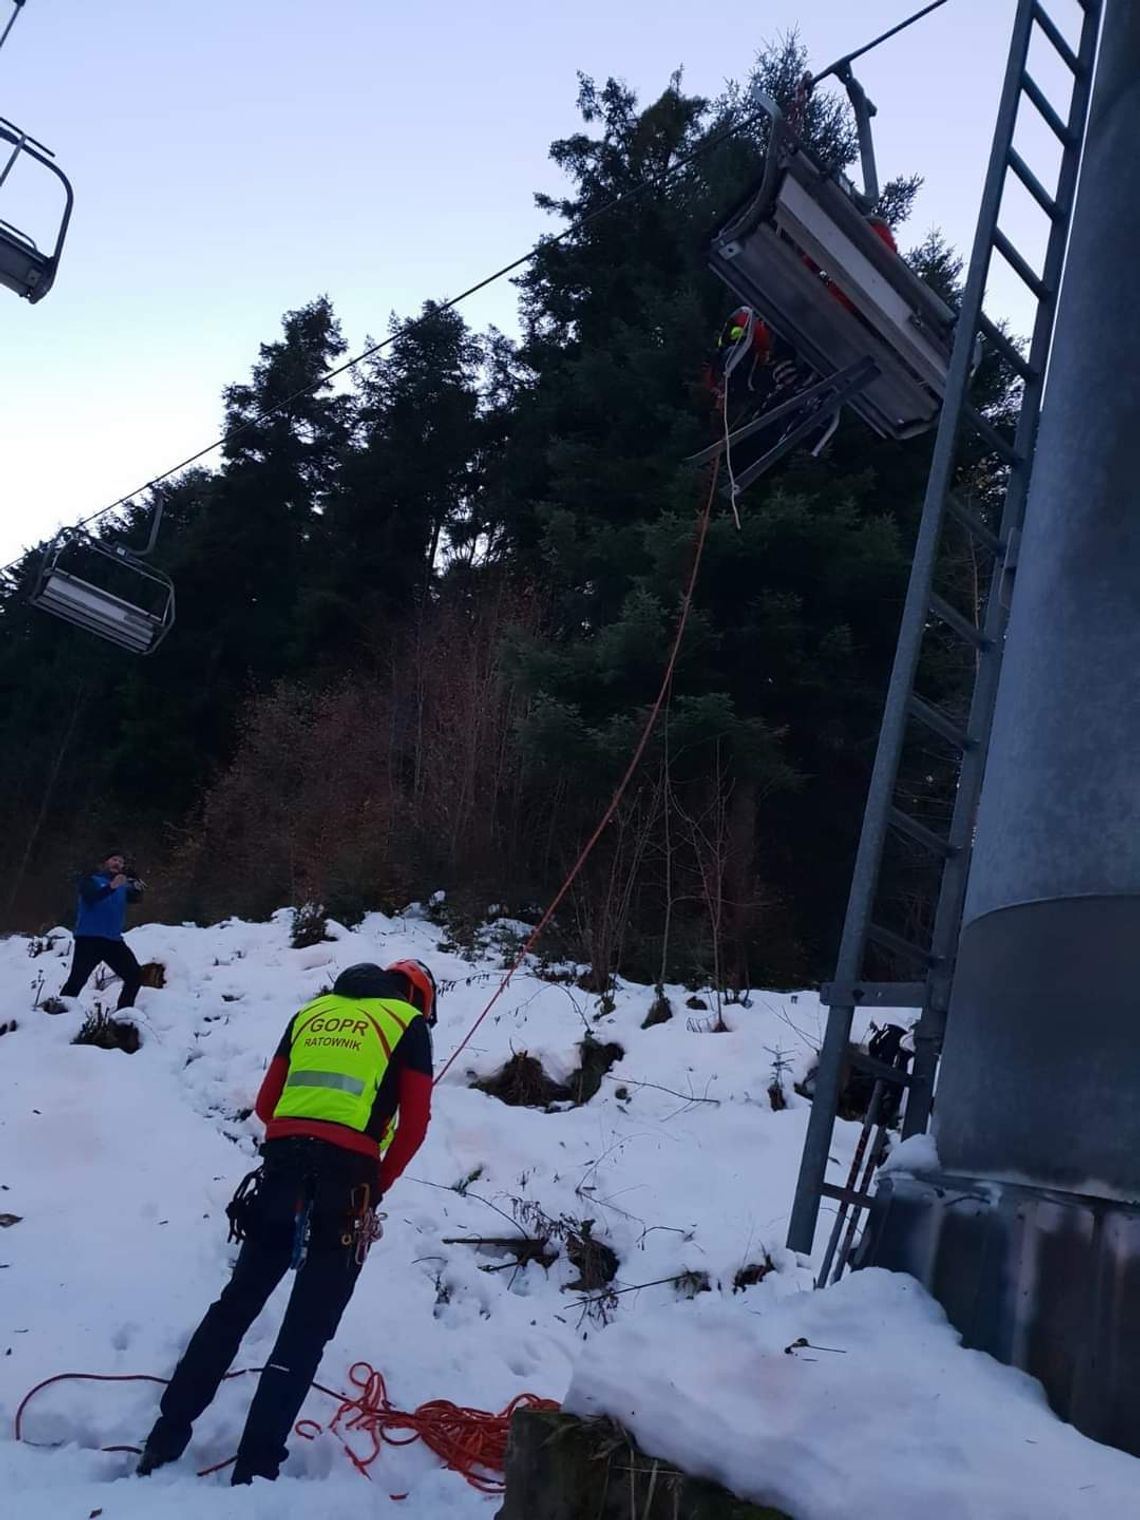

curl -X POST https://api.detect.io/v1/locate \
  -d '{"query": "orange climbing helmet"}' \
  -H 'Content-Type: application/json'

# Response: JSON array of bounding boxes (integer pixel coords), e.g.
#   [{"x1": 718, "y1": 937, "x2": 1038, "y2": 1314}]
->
[{"x1": 385, "y1": 957, "x2": 438, "y2": 1027}]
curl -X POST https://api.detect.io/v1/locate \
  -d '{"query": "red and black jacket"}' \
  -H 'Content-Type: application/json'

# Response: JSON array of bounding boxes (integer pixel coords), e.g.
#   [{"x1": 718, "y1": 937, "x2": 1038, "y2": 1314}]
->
[{"x1": 255, "y1": 969, "x2": 433, "y2": 1196}]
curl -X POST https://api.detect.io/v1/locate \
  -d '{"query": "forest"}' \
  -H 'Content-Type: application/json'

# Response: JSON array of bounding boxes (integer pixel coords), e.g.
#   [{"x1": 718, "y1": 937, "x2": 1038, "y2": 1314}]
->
[{"x1": 0, "y1": 39, "x2": 1017, "y2": 991}]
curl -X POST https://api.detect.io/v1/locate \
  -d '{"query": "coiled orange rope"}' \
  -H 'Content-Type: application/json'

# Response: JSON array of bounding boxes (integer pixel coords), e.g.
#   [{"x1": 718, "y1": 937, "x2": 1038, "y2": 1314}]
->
[
  {"x1": 297, "y1": 1361, "x2": 557, "y2": 1494},
  {"x1": 14, "y1": 1362, "x2": 558, "y2": 1495}
]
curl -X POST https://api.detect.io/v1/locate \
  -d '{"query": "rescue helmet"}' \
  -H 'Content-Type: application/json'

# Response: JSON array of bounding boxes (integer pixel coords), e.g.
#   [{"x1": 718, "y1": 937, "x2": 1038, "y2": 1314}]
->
[
  {"x1": 332, "y1": 962, "x2": 387, "y2": 999},
  {"x1": 385, "y1": 957, "x2": 438, "y2": 1027},
  {"x1": 721, "y1": 305, "x2": 754, "y2": 346}
]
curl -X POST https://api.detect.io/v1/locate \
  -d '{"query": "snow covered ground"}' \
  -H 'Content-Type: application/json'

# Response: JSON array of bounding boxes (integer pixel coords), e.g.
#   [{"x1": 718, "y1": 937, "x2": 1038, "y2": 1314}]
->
[{"x1": 1, "y1": 907, "x2": 1136, "y2": 1517}]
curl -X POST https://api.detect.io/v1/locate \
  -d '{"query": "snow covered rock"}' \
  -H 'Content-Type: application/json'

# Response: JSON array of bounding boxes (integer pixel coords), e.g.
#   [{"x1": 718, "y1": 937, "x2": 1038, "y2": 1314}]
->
[{"x1": 498, "y1": 1408, "x2": 790, "y2": 1519}]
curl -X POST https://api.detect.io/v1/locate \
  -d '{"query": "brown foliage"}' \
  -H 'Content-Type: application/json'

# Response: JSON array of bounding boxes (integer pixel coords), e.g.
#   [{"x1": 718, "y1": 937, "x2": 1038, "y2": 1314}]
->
[
  {"x1": 166, "y1": 580, "x2": 540, "y2": 924},
  {"x1": 167, "y1": 680, "x2": 402, "y2": 923}
]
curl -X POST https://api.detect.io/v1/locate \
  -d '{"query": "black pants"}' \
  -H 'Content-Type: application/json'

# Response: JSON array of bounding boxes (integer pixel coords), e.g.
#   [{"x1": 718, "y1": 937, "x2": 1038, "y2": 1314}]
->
[
  {"x1": 61, "y1": 935, "x2": 142, "y2": 1010},
  {"x1": 144, "y1": 1138, "x2": 373, "y2": 1484}
]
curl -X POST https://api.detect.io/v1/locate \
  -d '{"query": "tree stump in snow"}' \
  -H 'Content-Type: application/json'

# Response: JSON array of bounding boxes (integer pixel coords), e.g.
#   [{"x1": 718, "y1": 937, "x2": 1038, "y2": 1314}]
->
[{"x1": 496, "y1": 1410, "x2": 791, "y2": 1520}]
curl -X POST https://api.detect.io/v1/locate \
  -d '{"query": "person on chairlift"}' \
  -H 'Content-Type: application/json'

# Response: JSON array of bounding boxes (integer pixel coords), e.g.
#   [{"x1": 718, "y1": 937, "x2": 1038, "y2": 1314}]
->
[{"x1": 707, "y1": 211, "x2": 901, "y2": 451}]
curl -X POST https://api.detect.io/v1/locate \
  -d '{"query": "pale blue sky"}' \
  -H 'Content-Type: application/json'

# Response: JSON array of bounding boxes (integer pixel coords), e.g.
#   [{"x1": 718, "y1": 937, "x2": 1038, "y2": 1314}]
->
[{"x1": 0, "y1": 0, "x2": 1081, "y2": 561}]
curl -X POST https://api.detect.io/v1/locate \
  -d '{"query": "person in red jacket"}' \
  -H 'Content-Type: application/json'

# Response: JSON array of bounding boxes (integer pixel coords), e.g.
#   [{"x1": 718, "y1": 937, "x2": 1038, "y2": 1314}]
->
[
  {"x1": 253, "y1": 960, "x2": 434, "y2": 1195},
  {"x1": 137, "y1": 959, "x2": 437, "y2": 1486},
  {"x1": 704, "y1": 305, "x2": 803, "y2": 409}
]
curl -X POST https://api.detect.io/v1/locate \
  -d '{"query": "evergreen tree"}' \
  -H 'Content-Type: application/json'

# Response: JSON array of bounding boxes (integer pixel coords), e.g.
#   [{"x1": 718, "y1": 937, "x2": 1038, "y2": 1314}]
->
[
  {"x1": 314, "y1": 301, "x2": 487, "y2": 655},
  {"x1": 0, "y1": 38, "x2": 1020, "y2": 991}
]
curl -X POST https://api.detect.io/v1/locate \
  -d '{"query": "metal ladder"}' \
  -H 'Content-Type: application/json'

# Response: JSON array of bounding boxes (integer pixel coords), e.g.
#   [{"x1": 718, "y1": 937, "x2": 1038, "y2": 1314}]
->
[{"x1": 786, "y1": 0, "x2": 1104, "y2": 1262}]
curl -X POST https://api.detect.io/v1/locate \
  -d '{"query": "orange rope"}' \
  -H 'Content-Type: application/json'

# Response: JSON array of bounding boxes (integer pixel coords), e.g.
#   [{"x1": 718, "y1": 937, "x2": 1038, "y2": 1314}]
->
[
  {"x1": 297, "y1": 1361, "x2": 557, "y2": 1494},
  {"x1": 14, "y1": 1362, "x2": 558, "y2": 1494},
  {"x1": 435, "y1": 454, "x2": 722, "y2": 1084}
]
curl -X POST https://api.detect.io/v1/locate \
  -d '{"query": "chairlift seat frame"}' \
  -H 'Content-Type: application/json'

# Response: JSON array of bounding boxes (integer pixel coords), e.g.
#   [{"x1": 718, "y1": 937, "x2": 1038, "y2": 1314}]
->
[
  {"x1": 30, "y1": 533, "x2": 175, "y2": 654},
  {"x1": 0, "y1": 115, "x2": 74, "y2": 303},
  {"x1": 709, "y1": 97, "x2": 956, "y2": 441},
  {"x1": 690, "y1": 357, "x2": 880, "y2": 491}
]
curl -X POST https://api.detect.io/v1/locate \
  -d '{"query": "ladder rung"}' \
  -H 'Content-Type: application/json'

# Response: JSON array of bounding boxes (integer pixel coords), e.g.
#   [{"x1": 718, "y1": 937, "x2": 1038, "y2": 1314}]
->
[
  {"x1": 868, "y1": 921, "x2": 935, "y2": 968},
  {"x1": 821, "y1": 980, "x2": 927, "y2": 1009},
  {"x1": 1007, "y1": 147, "x2": 1059, "y2": 220},
  {"x1": 946, "y1": 491, "x2": 1004, "y2": 558},
  {"x1": 889, "y1": 805, "x2": 958, "y2": 859},
  {"x1": 822, "y1": 1182, "x2": 878, "y2": 1210},
  {"x1": 929, "y1": 592, "x2": 990, "y2": 650},
  {"x1": 847, "y1": 1050, "x2": 914, "y2": 1088},
  {"x1": 1030, "y1": 4, "x2": 1081, "y2": 75},
  {"x1": 1021, "y1": 71, "x2": 1073, "y2": 144},
  {"x1": 992, "y1": 229, "x2": 1048, "y2": 300},
  {"x1": 962, "y1": 403, "x2": 1023, "y2": 465},
  {"x1": 908, "y1": 693, "x2": 972, "y2": 751},
  {"x1": 977, "y1": 313, "x2": 1036, "y2": 382}
]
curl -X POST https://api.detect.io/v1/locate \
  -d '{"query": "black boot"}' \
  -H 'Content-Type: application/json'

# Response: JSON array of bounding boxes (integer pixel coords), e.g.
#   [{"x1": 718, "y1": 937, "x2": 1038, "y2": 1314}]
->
[
  {"x1": 136, "y1": 1417, "x2": 190, "y2": 1476},
  {"x1": 230, "y1": 1454, "x2": 279, "y2": 1486}
]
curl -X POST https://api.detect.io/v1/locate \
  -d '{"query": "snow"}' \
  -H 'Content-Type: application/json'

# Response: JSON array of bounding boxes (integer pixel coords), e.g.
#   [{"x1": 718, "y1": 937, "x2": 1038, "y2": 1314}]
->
[
  {"x1": 565, "y1": 1270, "x2": 1140, "y2": 1519},
  {"x1": 879, "y1": 1131, "x2": 941, "y2": 1176},
  {"x1": 1, "y1": 909, "x2": 1135, "y2": 1517}
]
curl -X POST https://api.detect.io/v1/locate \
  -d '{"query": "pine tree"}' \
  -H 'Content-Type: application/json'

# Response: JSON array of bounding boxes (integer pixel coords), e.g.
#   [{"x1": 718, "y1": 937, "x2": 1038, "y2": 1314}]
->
[{"x1": 314, "y1": 301, "x2": 488, "y2": 656}]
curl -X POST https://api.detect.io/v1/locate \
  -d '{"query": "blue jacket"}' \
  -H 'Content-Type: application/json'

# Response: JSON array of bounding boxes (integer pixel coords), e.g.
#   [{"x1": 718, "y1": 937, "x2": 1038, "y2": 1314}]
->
[{"x1": 74, "y1": 872, "x2": 137, "y2": 940}]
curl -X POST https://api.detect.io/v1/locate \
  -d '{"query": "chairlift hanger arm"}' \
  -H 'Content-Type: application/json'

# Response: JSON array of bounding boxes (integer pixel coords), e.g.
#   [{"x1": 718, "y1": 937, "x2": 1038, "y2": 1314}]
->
[
  {"x1": 0, "y1": 1, "x2": 27, "y2": 58},
  {"x1": 807, "y1": 0, "x2": 952, "y2": 209},
  {"x1": 138, "y1": 494, "x2": 165, "y2": 557},
  {"x1": 836, "y1": 64, "x2": 880, "y2": 208}
]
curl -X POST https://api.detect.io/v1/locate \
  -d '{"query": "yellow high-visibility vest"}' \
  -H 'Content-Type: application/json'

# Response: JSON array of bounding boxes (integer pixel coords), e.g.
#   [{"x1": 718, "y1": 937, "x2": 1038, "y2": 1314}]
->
[{"x1": 273, "y1": 992, "x2": 420, "y2": 1134}]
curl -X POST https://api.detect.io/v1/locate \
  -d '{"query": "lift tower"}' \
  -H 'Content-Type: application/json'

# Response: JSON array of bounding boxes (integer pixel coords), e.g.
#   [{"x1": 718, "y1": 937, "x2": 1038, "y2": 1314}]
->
[{"x1": 791, "y1": 0, "x2": 1140, "y2": 1455}]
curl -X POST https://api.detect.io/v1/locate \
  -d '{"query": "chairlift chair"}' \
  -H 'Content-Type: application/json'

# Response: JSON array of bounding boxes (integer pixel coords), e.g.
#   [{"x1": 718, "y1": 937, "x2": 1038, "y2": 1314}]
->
[
  {"x1": 0, "y1": 115, "x2": 73, "y2": 303},
  {"x1": 709, "y1": 89, "x2": 957, "y2": 444},
  {"x1": 30, "y1": 507, "x2": 176, "y2": 655}
]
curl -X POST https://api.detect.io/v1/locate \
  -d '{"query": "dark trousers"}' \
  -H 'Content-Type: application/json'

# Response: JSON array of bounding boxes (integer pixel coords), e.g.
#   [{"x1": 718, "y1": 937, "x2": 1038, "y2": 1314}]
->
[
  {"x1": 61, "y1": 935, "x2": 142, "y2": 1010},
  {"x1": 144, "y1": 1139, "x2": 372, "y2": 1484}
]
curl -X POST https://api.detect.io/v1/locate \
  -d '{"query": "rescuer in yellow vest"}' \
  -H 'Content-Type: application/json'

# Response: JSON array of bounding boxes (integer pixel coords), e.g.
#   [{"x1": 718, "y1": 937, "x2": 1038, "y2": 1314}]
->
[{"x1": 137, "y1": 959, "x2": 437, "y2": 1486}]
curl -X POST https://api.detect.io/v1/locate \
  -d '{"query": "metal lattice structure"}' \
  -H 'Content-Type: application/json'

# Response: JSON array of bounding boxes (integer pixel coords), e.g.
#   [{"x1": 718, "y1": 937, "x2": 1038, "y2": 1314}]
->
[{"x1": 786, "y1": 0, "x2": 1105, "y2": 1265}]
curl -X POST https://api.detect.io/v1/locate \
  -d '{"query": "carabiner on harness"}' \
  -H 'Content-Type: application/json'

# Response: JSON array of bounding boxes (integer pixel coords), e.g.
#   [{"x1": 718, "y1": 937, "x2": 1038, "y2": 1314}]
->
[{"x1": 342, "y1": 1183, "x2": 386, "y2": 1266}]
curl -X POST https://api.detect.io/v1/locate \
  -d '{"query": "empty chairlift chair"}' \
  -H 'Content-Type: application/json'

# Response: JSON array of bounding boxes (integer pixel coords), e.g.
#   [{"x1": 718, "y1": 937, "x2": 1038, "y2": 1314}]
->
[
  {"x1": 30, "y1": 518, "x2": 176, "y2": 655},
  {"x1": 708, "y1": 91, "x2": 957, "y2": 452},
  {"x1": 0, "y1": 116, "x2": 73, "y2": 303}
]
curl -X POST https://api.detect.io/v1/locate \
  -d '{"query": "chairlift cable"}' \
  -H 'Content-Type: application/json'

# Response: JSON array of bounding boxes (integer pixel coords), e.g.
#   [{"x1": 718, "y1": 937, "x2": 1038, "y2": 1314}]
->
[
  {"x1": 0, "y1": 105, "x2": 770, "y2": 583},
  {"x1": 812, "y1": 0, "x2": 951, "y2": 88},
  {"x1": 1, "y1": 0, "x2": 954, "y2": 586}
]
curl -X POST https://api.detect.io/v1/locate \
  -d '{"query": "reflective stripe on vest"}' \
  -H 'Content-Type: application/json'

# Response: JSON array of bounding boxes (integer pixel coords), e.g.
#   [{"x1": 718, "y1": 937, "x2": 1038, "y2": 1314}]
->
[
  {"x1": 285, "y1": 1069, "x2": 366, "y2": 1095},
  {"x1": 272, "y1": 992, "x2": 420, "y2": 1133}
]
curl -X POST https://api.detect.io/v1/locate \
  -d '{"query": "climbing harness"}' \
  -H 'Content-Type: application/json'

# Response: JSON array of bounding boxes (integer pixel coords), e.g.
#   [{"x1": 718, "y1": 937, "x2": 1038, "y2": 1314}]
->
[{"x1": 224, "y1": 1167, "x2": 263, "y2": 1245}]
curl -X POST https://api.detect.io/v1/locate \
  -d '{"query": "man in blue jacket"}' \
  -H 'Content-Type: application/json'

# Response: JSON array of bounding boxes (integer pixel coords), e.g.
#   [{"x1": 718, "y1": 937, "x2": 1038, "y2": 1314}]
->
[{"x1": 58, "y1": 851, "x2": 145, "y2": 1011}]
